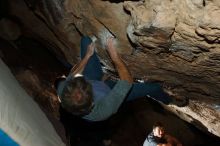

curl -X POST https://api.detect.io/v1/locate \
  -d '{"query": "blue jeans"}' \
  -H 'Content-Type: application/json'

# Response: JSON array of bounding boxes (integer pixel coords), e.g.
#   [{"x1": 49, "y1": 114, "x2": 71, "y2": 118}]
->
[
  {"x1": 80, "y1": 36, "x2": 171, "y2": 104},
  {"x1": 80, "y1": 36, "x2": 103, "y2": 80}
]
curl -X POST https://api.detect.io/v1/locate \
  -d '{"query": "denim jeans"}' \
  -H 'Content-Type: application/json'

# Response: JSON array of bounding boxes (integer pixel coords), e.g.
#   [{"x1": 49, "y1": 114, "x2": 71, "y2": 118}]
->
[
  {"x1": 80, "y1": 36, "x2": 103, "y2": 80},
  {"x1": 80, "y1": 36, "x2": 171, "y2": 104}
]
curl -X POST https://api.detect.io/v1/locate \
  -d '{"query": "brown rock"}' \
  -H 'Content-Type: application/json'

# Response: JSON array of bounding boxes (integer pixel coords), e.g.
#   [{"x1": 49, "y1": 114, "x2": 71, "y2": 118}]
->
[
  {"x1": 0, "y1": 18, "x2": 21, "y2": 40},
  {"x1": 5, "y1": 0, "x2": 220, "y2": 138}
]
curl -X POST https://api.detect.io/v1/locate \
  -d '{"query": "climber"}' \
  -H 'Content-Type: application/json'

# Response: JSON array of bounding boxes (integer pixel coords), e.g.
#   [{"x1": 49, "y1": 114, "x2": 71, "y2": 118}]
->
[
  {"x1": 55, "y1": 35, "x2": 187, "y2": 121},
  {"x1": 55, "y1": 35, "x2": 187, "y2": 146},
  {"x1": 143, "y1": 121, "x2": 183, "y2": 146}
]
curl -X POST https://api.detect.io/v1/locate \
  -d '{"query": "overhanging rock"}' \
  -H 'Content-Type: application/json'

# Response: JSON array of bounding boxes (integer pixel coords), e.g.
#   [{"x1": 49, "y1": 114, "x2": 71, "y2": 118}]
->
[{"x1": 4, "y1": 0, "x2": 220, "y2": 138}]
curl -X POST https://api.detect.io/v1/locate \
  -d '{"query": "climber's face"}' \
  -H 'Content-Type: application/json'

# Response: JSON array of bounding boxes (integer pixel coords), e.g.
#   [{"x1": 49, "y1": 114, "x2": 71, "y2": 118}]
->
[{"x1": 153, "y1": 126, "x2": 165, "y2": 138}]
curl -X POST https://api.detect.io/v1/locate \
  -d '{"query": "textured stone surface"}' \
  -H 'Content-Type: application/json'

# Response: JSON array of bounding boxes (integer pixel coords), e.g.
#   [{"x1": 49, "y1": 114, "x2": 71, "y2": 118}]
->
[
  {"x1": 123, "y1": 0, "x2": 220, "y2": 136},
  {"x1": 0, "y1": 18, "x2": 21, "y2": 40},
  {"x1": 2, "y1": 0, "x2": 220, "y2": 137}
]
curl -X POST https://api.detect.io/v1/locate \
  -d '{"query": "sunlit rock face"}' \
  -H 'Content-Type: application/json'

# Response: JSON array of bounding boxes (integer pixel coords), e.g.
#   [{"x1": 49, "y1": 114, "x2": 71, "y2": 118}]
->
[{"x1": 3, "y1": 0, "x2": 220, "y2": 137}]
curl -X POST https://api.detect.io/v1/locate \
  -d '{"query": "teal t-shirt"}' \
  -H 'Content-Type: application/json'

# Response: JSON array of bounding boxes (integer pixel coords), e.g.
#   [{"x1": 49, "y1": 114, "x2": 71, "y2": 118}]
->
[
  {"x1": 57, "y1": 74, "x2": 132, "y2": 121},
  {"x1": 83, "y1": 80, "x2": 132, "y2": 121}
]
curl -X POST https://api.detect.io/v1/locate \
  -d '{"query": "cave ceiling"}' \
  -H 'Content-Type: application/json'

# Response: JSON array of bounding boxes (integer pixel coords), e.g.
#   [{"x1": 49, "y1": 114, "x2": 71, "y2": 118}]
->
[{"x1": 0, "y1": 0, "x2": 220, "y2": 137}]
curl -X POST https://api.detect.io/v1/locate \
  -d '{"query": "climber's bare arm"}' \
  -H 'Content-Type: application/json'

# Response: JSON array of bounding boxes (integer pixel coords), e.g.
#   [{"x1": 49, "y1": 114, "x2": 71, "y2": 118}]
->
[
  {"x1": 106, "y1": 37, "x2": 133, "y2": 83},
  {"x1": 70, "y1": 43, "x2": 95, "y2": 76}
]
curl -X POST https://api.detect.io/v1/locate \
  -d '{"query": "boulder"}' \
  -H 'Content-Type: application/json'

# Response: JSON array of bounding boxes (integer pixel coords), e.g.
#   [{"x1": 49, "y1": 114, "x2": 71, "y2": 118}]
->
[{"x1": 4, "y1": 0, "x2": 220, "y2": 137}]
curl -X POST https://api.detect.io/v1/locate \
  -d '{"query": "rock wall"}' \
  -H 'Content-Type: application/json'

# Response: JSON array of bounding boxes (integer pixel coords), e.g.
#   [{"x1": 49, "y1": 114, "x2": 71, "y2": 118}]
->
[
  {"x1": 2, "y1": 0, "x2": 220, "y2": 137},
  {"x1": 124, "y1": 0, "x2": 220, "y2": 98}
]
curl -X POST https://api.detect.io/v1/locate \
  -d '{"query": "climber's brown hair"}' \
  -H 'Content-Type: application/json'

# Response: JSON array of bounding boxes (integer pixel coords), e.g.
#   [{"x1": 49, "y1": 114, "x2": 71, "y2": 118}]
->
[{"x1": 60, "y1": 76, "x2": 94, "y2": 116}]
